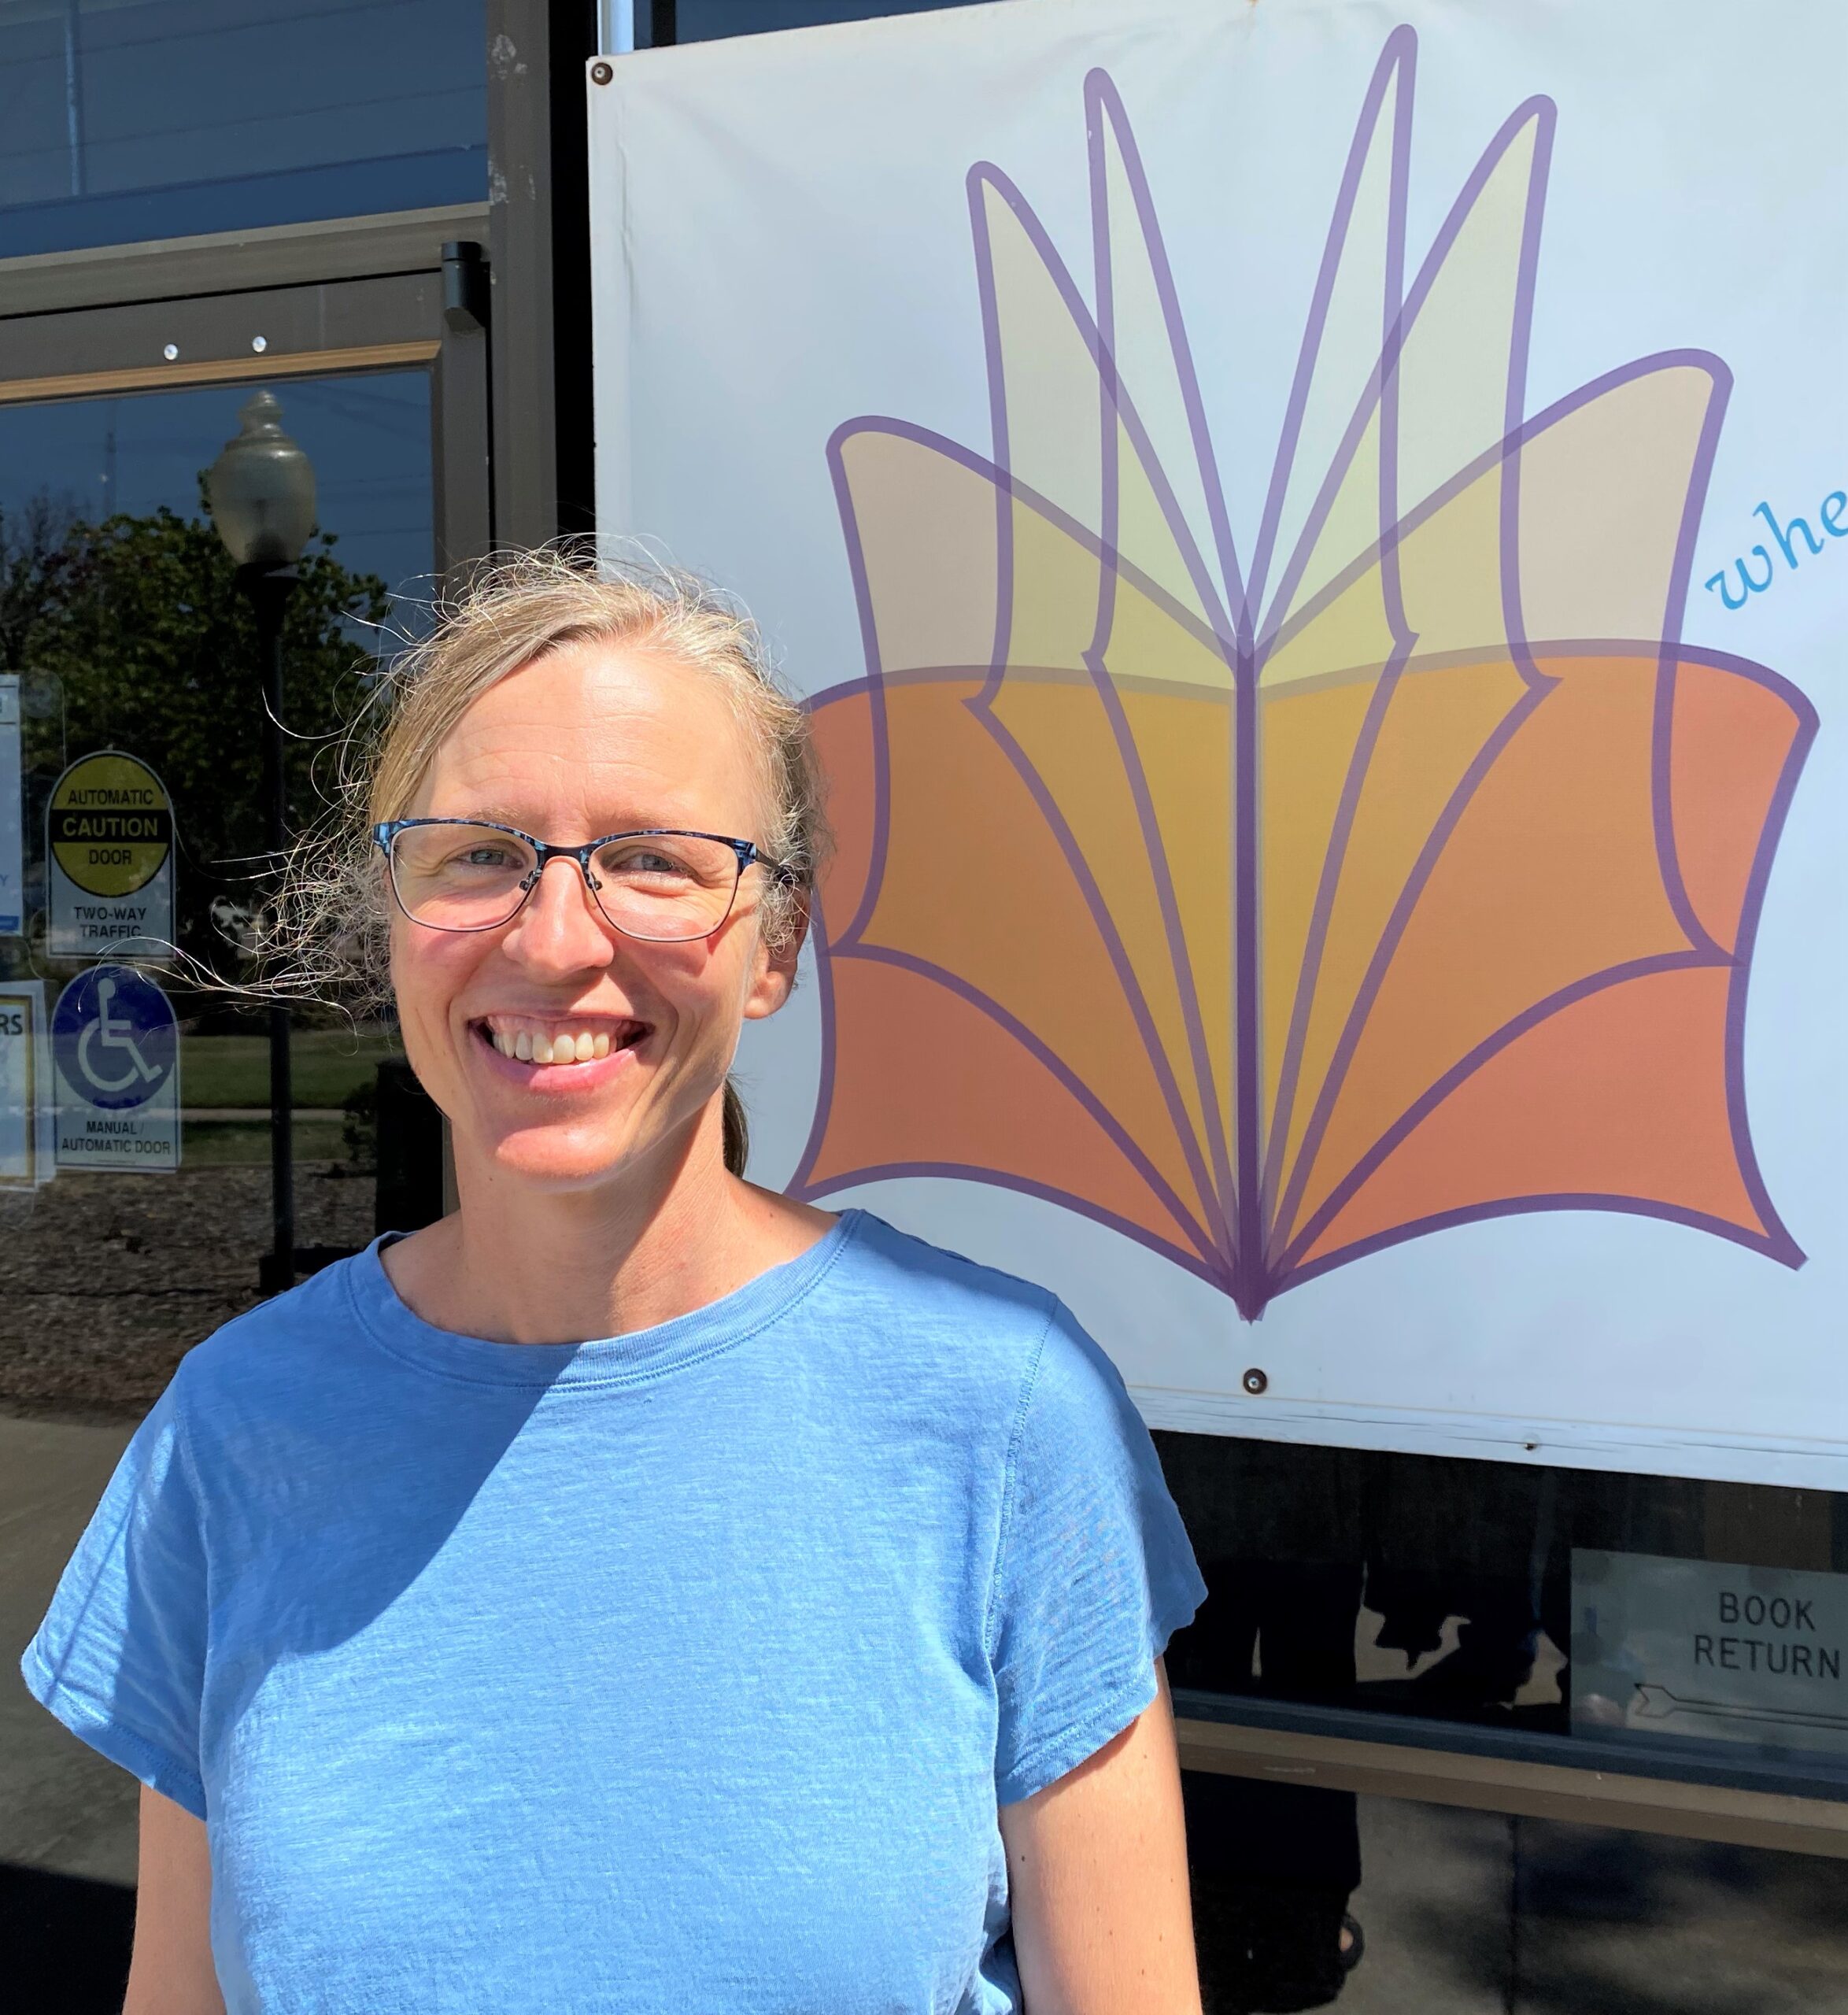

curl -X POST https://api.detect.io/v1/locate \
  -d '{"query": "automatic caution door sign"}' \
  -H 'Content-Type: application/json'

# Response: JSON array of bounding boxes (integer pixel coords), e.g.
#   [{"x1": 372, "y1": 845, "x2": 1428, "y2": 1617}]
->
[
  {"x1": 53, "y1": 965, "x2": 181, "y2": 1171},
  {"x1": 47, "y1": 751, "x2": 175, "y2": 958}
]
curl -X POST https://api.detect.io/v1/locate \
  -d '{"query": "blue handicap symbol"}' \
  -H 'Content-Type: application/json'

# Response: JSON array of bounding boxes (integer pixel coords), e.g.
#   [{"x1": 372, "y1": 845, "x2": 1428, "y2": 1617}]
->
[{"x1": 53, "y1": 966, "x2": 178, "y2": 1112}]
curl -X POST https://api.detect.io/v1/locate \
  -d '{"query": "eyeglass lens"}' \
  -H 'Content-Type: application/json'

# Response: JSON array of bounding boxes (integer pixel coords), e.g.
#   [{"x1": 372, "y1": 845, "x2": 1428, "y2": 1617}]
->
[{"x1": 388, "y1": 824, "x2": 745, "y2": 941}]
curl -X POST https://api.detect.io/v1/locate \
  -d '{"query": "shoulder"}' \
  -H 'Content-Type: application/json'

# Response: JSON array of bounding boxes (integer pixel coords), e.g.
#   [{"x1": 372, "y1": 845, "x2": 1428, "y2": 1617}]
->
[
  {"x1": 823, "y1": 1212, "x2": 1129, "y2": 1426},
  {"x1": 166, "y1": 1248, "x2": 382, "y2": 1444},
  {"x1": 829, "y1": 1211, "x2": 1060, "y2": 1355}
]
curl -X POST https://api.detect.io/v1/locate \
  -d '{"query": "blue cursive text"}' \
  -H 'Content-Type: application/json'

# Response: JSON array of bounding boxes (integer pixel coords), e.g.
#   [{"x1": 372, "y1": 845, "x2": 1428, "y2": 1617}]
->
[{"x1": 1705, "y1": 488, "x2": 1848, "y2": 611}]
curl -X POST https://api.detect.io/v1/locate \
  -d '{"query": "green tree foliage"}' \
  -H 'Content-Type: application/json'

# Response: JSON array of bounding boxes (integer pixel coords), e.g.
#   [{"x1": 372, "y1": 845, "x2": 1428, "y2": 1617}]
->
[{"x1": 0, "y1": 493, "x2": 388, "y2": 991}]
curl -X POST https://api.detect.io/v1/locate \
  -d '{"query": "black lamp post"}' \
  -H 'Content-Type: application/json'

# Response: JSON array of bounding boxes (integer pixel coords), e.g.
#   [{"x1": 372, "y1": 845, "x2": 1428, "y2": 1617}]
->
[{"x1": 206, "y1": 390, "x2": 316, "y2": 1296}]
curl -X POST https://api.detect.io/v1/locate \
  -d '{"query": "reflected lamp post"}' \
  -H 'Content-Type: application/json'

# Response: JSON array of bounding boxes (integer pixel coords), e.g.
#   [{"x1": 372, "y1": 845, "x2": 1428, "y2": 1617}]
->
[{"x1": 206, "y1": 391, "x2": 316, "y2": 1296}]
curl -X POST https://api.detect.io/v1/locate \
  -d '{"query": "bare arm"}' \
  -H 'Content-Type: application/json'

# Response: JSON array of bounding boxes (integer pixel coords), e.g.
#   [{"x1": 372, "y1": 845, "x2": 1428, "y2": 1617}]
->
[
  {"x1": 998, "y1": 1658, "x2": 1203, "y2": 2015},
  {"x1": 124, "y1": 1784, "x2": 224, "y2": 2015}
]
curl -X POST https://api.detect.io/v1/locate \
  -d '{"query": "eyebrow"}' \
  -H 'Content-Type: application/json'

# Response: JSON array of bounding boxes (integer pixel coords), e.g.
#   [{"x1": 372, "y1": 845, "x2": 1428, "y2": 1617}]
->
[{"x1": 427, "y1": 811, "x2": 683, "y2": 835}]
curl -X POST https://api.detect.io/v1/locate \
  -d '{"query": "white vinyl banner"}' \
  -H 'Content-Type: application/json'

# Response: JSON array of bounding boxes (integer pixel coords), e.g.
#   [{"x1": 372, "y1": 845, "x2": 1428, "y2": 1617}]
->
[{"x1": 591, "y1": 0, "x2": 1848, "y2": 1485}]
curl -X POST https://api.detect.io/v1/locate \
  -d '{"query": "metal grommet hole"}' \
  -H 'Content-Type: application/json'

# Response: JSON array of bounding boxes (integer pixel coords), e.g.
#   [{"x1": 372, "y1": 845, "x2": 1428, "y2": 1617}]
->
[
  {"x1": 590, "y1": 59, "x2": 614, "y2": 84},
  {"x1": 1242, "y1": 1366, "x2": 1269, "y2": 1396}
]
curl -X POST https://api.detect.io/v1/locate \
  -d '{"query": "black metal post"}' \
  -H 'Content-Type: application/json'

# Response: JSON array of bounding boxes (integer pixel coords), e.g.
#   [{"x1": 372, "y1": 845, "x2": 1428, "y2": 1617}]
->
[{"x1": 238, "y1": 564, "x2": 298, "y2": 1296}]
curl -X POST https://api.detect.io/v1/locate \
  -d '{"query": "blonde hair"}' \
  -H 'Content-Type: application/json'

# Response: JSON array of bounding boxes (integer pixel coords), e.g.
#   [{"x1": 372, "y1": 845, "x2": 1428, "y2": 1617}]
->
[{"x1": 269, "y1": 545, "x2": 828, "y2": 1176}]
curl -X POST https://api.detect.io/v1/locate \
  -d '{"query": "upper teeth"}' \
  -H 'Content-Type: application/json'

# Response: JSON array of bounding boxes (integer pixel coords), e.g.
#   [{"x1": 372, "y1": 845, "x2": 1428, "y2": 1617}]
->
[{"x1": 489, "y1": 1026, "x2": 617, "y2": 1065}]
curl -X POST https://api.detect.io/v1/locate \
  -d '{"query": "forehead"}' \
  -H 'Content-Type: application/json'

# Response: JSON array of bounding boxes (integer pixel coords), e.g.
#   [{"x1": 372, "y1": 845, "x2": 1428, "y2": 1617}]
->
[{"x1": 416, "y1": 640, "x2": 765, "y2": 831}]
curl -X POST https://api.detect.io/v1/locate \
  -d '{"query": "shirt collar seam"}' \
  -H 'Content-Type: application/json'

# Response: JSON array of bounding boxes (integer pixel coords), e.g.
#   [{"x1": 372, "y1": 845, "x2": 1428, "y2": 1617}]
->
[{"x1": 343, "y1": 1211, "x2": 863, "y2": 1392}]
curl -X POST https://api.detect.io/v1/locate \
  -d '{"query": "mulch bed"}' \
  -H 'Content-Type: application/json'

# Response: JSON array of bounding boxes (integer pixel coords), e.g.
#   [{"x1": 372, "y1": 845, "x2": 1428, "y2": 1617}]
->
[{"x1": 0, "y1": 1164, "x2": 375, "y2": 1422}]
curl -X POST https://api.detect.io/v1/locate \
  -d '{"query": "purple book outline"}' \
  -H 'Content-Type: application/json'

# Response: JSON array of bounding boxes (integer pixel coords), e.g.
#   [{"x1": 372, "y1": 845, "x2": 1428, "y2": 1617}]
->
[{"x1": 790, "y1": 31, "x2": 1815, "y2": 1319}]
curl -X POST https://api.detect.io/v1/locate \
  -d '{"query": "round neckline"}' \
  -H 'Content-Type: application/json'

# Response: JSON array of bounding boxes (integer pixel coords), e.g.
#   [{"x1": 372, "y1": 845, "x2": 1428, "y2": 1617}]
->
[{"x1": 345, "y1": 1208, "x2": 863, "y2": 1390}]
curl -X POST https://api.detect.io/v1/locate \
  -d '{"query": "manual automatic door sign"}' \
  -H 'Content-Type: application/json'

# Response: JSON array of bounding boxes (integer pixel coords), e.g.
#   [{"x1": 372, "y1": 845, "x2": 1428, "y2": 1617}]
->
[
  {"x1": 0, "y1": 981, "x2": 53, "y2": 1185},
  {"x1": 46, "y1": 751, "x2": 174, "y2": 958},
  {"x1": 53, "y1": 965, "x2": 181, "y2": 1171}
]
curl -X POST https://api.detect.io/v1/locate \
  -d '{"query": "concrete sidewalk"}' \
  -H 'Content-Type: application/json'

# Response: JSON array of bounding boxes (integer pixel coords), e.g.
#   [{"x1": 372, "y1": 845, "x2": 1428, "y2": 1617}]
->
[
  {"x1": 1328, "y1": 1795, "x2": 1848, "y2": 2013},
  {"x1": 1, "y1": 1410, "x2": 139, "y2": 1888}
]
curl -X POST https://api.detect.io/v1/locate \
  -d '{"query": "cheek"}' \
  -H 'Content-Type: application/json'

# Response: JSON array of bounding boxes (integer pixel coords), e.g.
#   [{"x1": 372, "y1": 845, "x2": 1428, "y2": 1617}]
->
[
  {"x1": 389, "y1": 927, "x2": 479, "y2": 1044},
  {"x1": 690, "y1": 925, "x2": 766, "y2": 1016},
  {"x1": 633, "y1": 936, "x2": 759, "y2": 1059}
]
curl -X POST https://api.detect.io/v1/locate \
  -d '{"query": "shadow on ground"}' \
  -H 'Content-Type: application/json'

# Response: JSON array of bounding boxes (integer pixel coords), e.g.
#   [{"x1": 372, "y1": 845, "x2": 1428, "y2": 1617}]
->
[
  {"x1": 1209, "y1": 1795, "x2": 1848, "y2": 2015},
  {"x1": 2, "y1": 1862, "x2": 133, "y2": 2013}
]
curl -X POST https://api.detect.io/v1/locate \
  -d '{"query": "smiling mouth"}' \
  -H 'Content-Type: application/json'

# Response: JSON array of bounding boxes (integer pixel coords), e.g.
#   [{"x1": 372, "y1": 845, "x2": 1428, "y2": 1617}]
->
[{"x1": 472, "y1": 1015, "x2": 649, "y2": 1067}]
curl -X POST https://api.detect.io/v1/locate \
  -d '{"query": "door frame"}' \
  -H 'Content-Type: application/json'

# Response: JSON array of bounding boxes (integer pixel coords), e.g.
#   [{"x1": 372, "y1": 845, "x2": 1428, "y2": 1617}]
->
[
  {"x1": 0, "y1": 205, "x2": 494, "y2": 586},
  {"x1": 0, "y1": 206, "x2": 492, "y2": 1222}
]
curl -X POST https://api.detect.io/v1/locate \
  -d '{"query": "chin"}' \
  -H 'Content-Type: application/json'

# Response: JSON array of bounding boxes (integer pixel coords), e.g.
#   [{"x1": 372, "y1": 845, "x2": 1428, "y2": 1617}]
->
[{"x1": 478, "y1": 1121, "x2": 645, "y2": 1191}]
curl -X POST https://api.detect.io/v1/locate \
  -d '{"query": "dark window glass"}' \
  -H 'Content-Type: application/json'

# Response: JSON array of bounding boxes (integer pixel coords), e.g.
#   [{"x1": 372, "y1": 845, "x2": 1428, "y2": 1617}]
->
[
  {"x1": 0, "y1": 0, "x2": 486, "y2": 257},
  {"x1": 0, "y1": 372, "x2": 432, "y2": 623},
  {"x1": 1158, "y1": 1433, "x2": 1848, "y2": 1800},
  {"x1": 662, "y1": 0, "x2": 987, "y2": 43},
  {"x1": 0, "y1": 372, "x2": 439, "y2": 1989},
  {"x1": 0, "y1": 370, "x2": 431, "y2": 1370}
]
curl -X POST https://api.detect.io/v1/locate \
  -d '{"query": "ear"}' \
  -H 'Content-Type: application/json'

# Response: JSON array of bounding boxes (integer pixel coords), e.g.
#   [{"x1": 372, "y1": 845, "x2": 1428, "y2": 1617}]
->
[{"x1": 741, "y1": 888, "x2": 811, "y2": 1022}]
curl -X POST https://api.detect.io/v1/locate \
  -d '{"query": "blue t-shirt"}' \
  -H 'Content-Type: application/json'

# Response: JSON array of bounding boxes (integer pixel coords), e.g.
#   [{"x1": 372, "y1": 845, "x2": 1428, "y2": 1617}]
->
[{"x1": 22, "y1": 1208, "x2": 1203, "y2": 2013}]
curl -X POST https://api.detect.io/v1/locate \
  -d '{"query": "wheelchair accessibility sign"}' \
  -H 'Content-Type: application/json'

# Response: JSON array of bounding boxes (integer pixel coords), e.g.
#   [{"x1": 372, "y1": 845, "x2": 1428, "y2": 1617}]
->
[{"x1": 53, "y1": 965, "x2": 181, "y2": 1170}]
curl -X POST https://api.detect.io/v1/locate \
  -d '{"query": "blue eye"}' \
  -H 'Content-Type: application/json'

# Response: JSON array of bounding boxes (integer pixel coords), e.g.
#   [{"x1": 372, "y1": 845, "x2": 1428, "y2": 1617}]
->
[{"x1": 598, "y1": 841, "x2": 700, "y2": 881}]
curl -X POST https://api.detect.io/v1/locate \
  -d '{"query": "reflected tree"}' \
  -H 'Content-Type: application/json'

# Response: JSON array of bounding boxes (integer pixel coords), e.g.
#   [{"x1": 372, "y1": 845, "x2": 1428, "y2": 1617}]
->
[{"x1": 0, "y1": 491, "x2": 389, "y2": 990}]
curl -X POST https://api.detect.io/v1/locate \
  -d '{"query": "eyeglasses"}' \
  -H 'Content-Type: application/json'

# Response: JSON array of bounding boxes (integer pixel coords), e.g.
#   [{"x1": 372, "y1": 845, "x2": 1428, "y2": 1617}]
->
[{"x1": 373, "y1": 818, "x2": 798, "y2": 943}]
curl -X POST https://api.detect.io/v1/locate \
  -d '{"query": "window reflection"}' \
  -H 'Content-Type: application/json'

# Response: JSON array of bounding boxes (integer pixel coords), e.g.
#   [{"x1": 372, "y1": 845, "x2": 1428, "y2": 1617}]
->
[
  {"x1": 0, "y1": 372, "x2": 433, "y2": 1416},
  {"x1": 667, "y1": 0, "x2": 988, "y2": 43},
  {"x1": 0, "y1": 372, "x2": 432, "y2": 627},
  {"x1": 0, "y1": 0, "x2": 486, "y2": 257},
  {"x1": 1159, "y1": 1433, "x2": 1848, "y2": 1794}
]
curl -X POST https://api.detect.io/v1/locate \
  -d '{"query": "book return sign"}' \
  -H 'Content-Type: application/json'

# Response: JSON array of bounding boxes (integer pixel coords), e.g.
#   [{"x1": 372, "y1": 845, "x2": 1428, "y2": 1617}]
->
[
  {"x1": 46, "y1": 751, "x2": 174, "y2": 958},
  {"x1": 1572, "y1": 1548, "x2": 1848, "y2": 1759}
]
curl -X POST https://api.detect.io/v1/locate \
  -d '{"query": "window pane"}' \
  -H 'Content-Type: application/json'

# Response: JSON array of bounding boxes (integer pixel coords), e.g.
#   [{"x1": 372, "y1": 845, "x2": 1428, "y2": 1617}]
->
[
  {"x1": 0, "y1": 372, "x2": 432, "y2": 626},
  {"x1": 1158, "y1": 1433, "x2": 1848, "y2": 1799},
  {"x1": 0, "y1": 369, "x2": 432, "y2": 1359},
  {"x1": 0, "y1": 0, "x2": 486, "y2": 256},
  {"x1": 668, "y1": 0, "x2": 989, "y2": 43}
]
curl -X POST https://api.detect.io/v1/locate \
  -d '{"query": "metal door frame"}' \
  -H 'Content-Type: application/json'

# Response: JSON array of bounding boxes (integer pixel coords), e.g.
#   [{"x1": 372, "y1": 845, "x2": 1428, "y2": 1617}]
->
[{"x1": 0, "y1": 204, "x2": 494, "y2": 586}]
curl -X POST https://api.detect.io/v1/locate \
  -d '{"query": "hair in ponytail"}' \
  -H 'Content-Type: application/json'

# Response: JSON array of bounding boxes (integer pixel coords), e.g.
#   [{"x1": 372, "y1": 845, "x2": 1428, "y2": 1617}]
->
[{"x1": 721, "y1": 1078, "x2": 750, "y2": 1178}]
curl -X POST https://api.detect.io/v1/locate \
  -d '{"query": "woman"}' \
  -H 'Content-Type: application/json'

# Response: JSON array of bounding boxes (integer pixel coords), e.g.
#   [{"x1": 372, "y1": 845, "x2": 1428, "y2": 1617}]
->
[{"x1": 24, "y1": 554, "x2": 1207, "y2": 2013}]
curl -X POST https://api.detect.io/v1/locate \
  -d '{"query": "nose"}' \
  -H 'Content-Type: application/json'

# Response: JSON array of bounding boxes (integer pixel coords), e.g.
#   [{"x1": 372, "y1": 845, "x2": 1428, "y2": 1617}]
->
[{"x1": 501, "y1": 854, "x2": 615, "y2": 976}]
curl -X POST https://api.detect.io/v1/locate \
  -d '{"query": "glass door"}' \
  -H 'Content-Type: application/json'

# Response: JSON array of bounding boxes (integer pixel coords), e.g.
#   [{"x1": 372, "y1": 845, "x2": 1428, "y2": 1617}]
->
[
  {"x1": 0, "y1": 368, "x2": 433, "y2": 1416},
  {"x1": 0, "y1": 264, "x2": 484, "y2": 2003}
]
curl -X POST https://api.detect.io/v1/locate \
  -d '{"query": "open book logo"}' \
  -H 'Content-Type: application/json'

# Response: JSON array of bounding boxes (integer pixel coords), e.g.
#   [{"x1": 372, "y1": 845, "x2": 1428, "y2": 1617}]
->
[{"x1": 794, "y1": 30, "x2": 1815, "y2": 1319}]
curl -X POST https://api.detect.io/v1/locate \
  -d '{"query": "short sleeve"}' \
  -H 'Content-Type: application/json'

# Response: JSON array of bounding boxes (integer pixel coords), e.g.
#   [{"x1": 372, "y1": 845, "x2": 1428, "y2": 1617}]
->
[
  {"x1": 986, "y1": 1302, "x2": 1206, "y2": 1806},
  {"x1": 19, "y1": 1376, "x2": 210, "y2": 1819}
]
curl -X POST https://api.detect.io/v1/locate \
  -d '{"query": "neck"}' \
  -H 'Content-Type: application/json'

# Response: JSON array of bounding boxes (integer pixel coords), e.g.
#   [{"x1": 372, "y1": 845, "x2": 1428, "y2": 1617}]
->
[{"x1": 385, "y1": 1103, "x2": 833, "y2": 1344}]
